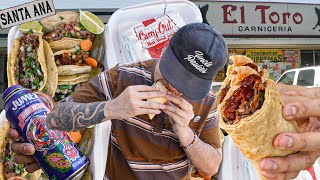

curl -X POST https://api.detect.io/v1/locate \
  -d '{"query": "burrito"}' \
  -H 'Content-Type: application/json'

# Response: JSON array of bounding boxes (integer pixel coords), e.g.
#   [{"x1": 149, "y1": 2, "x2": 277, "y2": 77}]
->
[
  {"x1": 53, "y1": 47, "x2": 92, "y2": 75},
  {"x1": 7, "y1": 34, "x2": 48, "y2": 92},
  {"x1": 41, "y1": 11, "x2": 95, "y2": 52},
  {"x1": 217, "y1": 55, "x2": 298, "y2": 179},
  {"x1": 0, "y1": 112, "x2": 42, "y2": 180}
]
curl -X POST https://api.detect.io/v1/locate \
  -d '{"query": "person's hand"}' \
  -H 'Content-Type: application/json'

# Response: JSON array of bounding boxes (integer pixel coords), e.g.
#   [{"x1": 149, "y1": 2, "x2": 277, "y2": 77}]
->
[
  {"x1": 162, "y1": 94, "x2": 194, "y2": 146},
  {"x1": 107, "y1": 85, "x2": 166, "y2": 119},
  {"x1": 260, "y1": 83, "x2": 320, "y2": 179},
  {"x1": 7, "y1": 92, "x2": 54, "y2": 173},
  {"x1": 9, "y1": 129, "x2": 39, "y2": 172}
]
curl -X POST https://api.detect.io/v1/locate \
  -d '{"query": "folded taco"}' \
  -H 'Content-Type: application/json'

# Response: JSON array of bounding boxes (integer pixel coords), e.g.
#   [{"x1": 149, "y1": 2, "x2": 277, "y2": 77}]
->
[
  {"x1": 217, "y1": 55, "x2": 298, "y2": 179},
  {"x1": 7, "y1": 34, "x2": 47, "y2": 92},
  {"x1": 54, "y1": 73, "x2": 91, "y2": 102},
  {"x1": 41, "y1": 11, "x2": 96, "y2": 52},
  {"x1": 42, "y1": 40, "x2": 58, "y2": 97},
  {"x1": 53, "y1": 47, "x2": 92, "y2": 75},
  {"x1": 0, "y1": 112, "x2": 42, "y2": 180}
]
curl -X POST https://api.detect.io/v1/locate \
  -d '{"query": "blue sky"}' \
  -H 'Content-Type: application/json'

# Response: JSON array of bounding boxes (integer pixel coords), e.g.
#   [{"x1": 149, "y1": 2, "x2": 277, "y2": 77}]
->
[{"x1": 0, "y1": 0, "x2": 319, "y2": 10}]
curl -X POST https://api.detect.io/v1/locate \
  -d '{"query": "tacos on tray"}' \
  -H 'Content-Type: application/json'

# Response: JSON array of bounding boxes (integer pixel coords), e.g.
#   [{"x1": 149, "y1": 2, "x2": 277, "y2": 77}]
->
[
  {"x1": 0, "y1": 112, "x2": 42, "y2": 180},
  {"x1": 217, "y1": 55, "x2": 298, "y2": 180},
  {"x1": 41, "y1": 11, "x2": 96, "y2": 52}
]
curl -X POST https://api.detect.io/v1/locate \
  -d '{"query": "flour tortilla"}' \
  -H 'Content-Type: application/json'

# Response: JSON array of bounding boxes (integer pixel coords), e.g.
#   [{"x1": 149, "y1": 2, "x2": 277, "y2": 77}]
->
[
  {"x1": 43, "y1": 40, "x2": 58, "y2": 97},
  {"x1": 41, "y1": 11, "x2": 79, "y2": 33},
  {"x1": 147, "y1": 81, "x2": 169, "y2": 119},
  {"x1": 58, "y1": 73, "x2": 91, "y2": 85},
  {"x1": 57, "y1": 65, "x2": 92, "y2": 76},
  {"x1": 49, "y1": 38, "x2": 82, "y2": 52}
]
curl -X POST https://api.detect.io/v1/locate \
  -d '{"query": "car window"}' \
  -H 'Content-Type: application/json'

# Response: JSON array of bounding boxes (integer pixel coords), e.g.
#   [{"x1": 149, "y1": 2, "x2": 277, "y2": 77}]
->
[
  {"x1": 212, "y1": 85, "x2": 221, "y2": 93},
  {"x1": 278, "y1": 71, "x2": 295, "y2": 85},
  {"x1": 297, "y1": 69, "x2": 315, "y2": 86}
]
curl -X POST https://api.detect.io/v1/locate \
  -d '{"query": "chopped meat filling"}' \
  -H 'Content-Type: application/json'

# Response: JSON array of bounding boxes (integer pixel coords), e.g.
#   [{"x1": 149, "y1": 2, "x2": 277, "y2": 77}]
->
[
  {"x1": 15, "y1": 34, "x2": 44, "y2": 90},
  {"x1": 218, "y1": 83, "x2": 230, "y2": 104},
  {"x1": 43, "y1": 21, "x2": 95, "y2": 42},
  {"x1": 223, "y1": 74, "x2": 266, "y2": 124},
  {"x1": 55, "y1": 46, "x2": 89, "y2": 66}
]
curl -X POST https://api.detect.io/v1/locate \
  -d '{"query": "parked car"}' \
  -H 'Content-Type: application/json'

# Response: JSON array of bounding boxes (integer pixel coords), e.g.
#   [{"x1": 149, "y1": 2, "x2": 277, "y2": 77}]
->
[
  {"x1": 211, "y1": 82, "x2": 223, "y2": 93},
  {"x1": 276, "y1": 66, "x2": 320, "y2": 87}
]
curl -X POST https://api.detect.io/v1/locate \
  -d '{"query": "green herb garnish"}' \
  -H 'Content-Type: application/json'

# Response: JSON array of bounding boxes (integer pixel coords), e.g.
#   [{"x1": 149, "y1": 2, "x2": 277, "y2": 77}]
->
[
  {"x1": 24, "y1": 173, "x2": 32, "y2": 179},
  {"x1": 28, "y1": 29, "x2": 34, "y2": 34},
  {"x1": 59, "y1": 16, "x2": 64, "y2": 20},
  {"x1": 75, "y1": 49, "x2": 81, "y2": 54},
  {"x1": 79, "y1": 23, "x2": 86, "y2": 30},
  {"x1": 66, "y1": 33, "x2": 73, "y2": 38},
  {"x1": 42, "y1": 87, "x2": 48, "y2": 93},
  {"x1": 259, "y1": 91, "x2": 265, "y2": 104},
  {"x1": 26, "y1": 56, "x2": 33, "y2": 66}
]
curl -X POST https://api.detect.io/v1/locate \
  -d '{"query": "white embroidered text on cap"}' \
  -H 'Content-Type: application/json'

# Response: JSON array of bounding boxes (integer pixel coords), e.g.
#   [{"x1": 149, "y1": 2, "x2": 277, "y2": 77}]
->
[{"x1": 184, "y1": 51, "x2": 213, "y2": 74}]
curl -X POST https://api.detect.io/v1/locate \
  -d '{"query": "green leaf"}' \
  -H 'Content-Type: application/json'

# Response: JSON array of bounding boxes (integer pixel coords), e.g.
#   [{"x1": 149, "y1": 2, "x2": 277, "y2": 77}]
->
[
  {"x1": 34, "y1": 77, "x2": 39, "y2": 85},
  {"x1": 79, "y1": 23, "x2": 86, "y2": 30},
  {"x1": 42, "y1": 87, "x2": 48, "y2": 93},
  {"x1": 75, "y1": 49, "x2": 81, "y2": 54},
  {"x1": 24, "y1": 173, "x2": 32, "y2": 179},
  {"x1": 66, "y1": 33, "x2": 73, "y2": 38},
  {"x1": 259, "y1": 91, "x2": 265, "y2": 104},
  {"x1": 28, "y1": 29, "x2": 33, "y2": 34},
  {"x1": 59, "y1": 16, "x2": 64, "y2": 20},
  {"x1": 26, "y1": 56, "x2": 33, "y2": 66}
]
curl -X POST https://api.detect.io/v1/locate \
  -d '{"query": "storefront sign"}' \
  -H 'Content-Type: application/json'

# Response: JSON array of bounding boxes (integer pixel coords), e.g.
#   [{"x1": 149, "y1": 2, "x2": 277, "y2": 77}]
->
[
  {"x1": 0, "y1": 0, "x2": 55, "y2": 29},
  {"x1": 195, "y1": 1, "x2": 320, "y2": 36},
  {"x1": 229, "y1": 49, "x2": 300, "y2": 80}
]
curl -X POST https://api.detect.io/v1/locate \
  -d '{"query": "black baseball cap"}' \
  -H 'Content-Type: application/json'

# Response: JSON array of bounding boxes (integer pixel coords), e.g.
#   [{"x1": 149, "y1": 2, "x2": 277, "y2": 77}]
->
[{"x1": 159, "y1": 23, "x2": 228, "y2": 100}]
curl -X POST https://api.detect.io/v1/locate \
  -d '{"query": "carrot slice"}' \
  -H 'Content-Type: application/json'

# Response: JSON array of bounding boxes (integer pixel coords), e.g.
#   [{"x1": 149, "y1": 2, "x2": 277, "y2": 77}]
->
[
  {"x1": 69, "y1": 131, "x2": 82, "y2": 143},
  {"x1": 85, "y1": 57, "x2": 98, "y2": 67},
  {"x1": 81, "y1": 39, "x2": 93, "y2": 51}
]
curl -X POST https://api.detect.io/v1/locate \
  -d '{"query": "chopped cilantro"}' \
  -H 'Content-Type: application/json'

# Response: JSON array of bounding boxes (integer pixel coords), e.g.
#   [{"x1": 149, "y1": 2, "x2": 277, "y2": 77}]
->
[
  {"x1": 42, "y1": 87, "x2": 48, "y2": 93},
  {"x1": 26, "y1": 56, "x2": 33, "y2": 66},
  {"x1": 59, "y1": 16, "x2": 64, "y2": 20},
  {"x1": 25, "y1": 173, "x2": 32, "y2": 179},
  {"x1": 79, "y1": 23, "x2": 86, "y2": 30},
  {"x1": 28, "y1": 29, "x2": 34, "y2": 34},
  {"x1": 259, "y1": 91, "x2": 265, "y2": 104},
  {"x1": 75, "y1": 49, "x2": 81, "y2": 54},
  {"x1": 66, "y1": 33, "x2": 73, "y2": 38}
]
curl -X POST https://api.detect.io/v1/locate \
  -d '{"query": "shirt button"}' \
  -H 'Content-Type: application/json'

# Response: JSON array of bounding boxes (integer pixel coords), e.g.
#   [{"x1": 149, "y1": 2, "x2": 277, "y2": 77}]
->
[{"x1": 193, "y1": 116, "x2": 201, "y2": 122}]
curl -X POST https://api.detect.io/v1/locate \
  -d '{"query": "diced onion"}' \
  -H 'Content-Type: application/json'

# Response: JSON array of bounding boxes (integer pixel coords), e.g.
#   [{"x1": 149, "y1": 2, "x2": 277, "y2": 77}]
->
[
  {"x1": 74, "y1": 26, "x2": 81, "y2": 31},
  {"x1": 72, "y1": 55, "x2": 76, "y2": 59},
  {"x1": 36, "y1": 70, "x2": 42, "y2": 76},
  {"x1": 20, "y1": 46, "x2": 25, "y2": 52}
]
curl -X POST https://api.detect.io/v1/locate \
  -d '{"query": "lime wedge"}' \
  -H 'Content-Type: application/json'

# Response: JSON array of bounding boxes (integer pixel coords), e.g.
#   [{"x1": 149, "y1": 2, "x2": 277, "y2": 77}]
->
[
  {"x1": 18, "y1": 21, "x2": 44, "y2": 35},
  {"x1": 79, "y1": 10, "x2": 105, "y2": 34}
]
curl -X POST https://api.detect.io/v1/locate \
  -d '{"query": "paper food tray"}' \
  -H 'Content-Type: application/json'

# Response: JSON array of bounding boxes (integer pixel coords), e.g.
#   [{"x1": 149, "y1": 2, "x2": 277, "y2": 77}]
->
[
  {"x1": 105, "y1": 0, "x2": 202, "y2": 69},
  {"x1": 7, "y1": 25, "x2": 111, "y2": 180}
]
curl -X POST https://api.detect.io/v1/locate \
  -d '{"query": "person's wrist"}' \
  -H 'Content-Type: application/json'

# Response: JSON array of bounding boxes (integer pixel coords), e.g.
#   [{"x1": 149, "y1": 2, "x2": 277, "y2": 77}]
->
[
  {"x1": 176, "y1": 127, "x2": 194, "y2": 147},
  {"x1": 104, "y1": 100, "x2": 117, "y2": 120}
]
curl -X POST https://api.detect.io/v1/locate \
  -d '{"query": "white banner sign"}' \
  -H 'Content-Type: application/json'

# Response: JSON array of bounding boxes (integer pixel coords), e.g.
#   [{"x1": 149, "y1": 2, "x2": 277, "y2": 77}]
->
[
  {"x1": 0, "y1": 0, "x2": 55, "y2": 29},
  {"x1": 195, "y1": 1, "x2": 320, "y2": 36}
]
